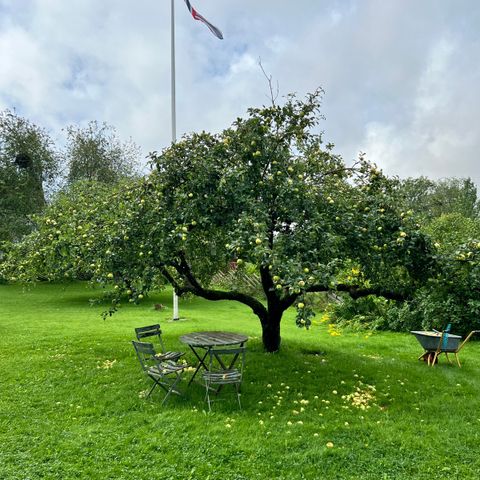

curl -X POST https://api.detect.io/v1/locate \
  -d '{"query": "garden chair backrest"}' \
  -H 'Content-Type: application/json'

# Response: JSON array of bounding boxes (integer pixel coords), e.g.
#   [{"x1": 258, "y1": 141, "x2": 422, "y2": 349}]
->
[
  {"x1": 132, "y1": 340, "x2": 158, "y2": 372},
  {"x1": 207, "y1": 346, "x2": 246, "y2": 378},
  {"x1": 135, "y1": 324, "x2": 166, "y2": 353}
]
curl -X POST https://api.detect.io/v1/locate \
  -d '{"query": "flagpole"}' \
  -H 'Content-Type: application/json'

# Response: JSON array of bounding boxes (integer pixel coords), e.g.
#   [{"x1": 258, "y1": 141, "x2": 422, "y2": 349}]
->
[
  {"x1": 171, "y1": 0, "x2": 179, "y2": 321},
  {"x1": 170, "y1": 0, "x2": 222, "y2": 321}
]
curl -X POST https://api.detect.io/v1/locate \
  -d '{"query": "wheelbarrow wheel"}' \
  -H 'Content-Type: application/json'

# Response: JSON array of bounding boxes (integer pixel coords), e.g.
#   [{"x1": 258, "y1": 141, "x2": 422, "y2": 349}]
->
[{"x1": 420, "y1": 352, "x2": 437, "y2": 365}]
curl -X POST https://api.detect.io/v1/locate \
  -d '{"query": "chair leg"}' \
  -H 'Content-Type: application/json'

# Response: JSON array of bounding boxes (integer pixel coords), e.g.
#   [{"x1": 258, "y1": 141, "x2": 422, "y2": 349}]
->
[
  {"x1": 147, "y1": 372, "x2": 184, "y2": 406},
  {"x1": 205, "y1": 384, "x2": 212, "y2": 412},
  {"x1": 161, "y1": 374, "x2": 183, "y2": 406},
  {"x1": 235, "y1": 383, "x2": 242, "y2": 410},
  {"x1": 161, "y1": 389, "x2": 172, "y2": 406},
  {"x1": 146, "y1": 378, "x2": 161, "y2": 398},
  {"x1": 169, "y1": 373, "x2": 183, "y2": 396}
]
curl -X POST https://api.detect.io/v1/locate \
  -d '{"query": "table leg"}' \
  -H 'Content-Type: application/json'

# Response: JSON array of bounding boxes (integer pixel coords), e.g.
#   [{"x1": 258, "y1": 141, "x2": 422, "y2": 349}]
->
[
  {"x1": 212, "y1": 341, "x2": 245, "y2": 370},
  {"x1": 187, "y1": 345, "x2": 209, "y2": 386}
]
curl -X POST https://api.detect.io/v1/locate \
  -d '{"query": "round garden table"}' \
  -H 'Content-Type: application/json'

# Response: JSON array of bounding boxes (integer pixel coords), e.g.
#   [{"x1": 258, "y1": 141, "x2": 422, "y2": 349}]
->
[{"x1": 179, "y1": 331, "x2": 248, "y2": 385}]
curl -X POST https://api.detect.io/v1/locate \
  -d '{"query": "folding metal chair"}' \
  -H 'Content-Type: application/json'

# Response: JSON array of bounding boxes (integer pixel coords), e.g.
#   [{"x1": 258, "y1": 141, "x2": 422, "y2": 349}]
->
[
  {"x1": 132, "y1": 341, "x2": 187, "y2": 406},
  {"x1": 202, "y1": 346, "x2": 246, "y2": 411},
  {"x1": 135, "y1": 324, "x2": 184, "y2": 363}
]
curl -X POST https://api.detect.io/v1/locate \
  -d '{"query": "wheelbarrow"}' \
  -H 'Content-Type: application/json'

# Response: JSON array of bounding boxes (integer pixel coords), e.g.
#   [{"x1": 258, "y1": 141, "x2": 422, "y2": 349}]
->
[{"x1": 410, "y1": 327, "x2": 479, "y2": 367}]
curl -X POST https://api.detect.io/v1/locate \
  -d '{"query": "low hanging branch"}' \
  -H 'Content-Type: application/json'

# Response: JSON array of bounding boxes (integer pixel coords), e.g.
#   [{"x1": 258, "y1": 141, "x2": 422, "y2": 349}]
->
[
  {"x1": 159, "y1": 256, "x2": 269, "y2": 323},
  {"x1": 307, "y1": 284, "x2": 408, "y2": 302}
]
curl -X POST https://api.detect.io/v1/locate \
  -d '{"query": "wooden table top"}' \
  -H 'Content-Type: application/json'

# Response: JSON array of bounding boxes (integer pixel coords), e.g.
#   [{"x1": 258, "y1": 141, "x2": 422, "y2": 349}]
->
[{"x1": 179, "y1": 331, "x2": 248, "y2": 347}]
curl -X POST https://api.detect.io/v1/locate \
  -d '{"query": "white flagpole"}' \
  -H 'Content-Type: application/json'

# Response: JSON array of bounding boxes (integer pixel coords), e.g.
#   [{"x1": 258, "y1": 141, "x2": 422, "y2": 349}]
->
[{"x1": 171, "y1": 0, "x2": 180, "y2": 321}]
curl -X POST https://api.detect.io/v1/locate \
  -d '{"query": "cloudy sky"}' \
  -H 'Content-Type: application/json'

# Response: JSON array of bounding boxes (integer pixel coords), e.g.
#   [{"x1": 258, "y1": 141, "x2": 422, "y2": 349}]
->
[{"x1": 1, "y1": 0, "x2": 479, "y2": 184}]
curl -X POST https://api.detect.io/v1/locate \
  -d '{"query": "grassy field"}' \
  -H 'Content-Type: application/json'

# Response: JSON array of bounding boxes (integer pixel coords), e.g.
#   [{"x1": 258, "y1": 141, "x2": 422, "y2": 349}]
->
[{"x1": 1, "y1": 282, "x2": 480, "y2": 479}]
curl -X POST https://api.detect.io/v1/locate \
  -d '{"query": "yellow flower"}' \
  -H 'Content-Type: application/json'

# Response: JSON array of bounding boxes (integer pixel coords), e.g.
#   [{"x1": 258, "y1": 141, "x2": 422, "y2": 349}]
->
[{"x1": 320, "y1": 313, "x2": 330, "y2": 323}]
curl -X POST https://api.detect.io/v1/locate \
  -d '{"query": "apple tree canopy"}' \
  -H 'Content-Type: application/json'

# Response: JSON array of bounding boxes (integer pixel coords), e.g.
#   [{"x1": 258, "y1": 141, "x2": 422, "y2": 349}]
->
[{"x1": 2, "y1": 91, "x2": 436, "y2": 352}]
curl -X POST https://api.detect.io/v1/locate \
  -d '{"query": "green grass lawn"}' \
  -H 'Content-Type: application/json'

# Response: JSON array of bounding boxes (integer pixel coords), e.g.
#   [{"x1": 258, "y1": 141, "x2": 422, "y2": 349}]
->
[{"x1": 1, "y1": 283, "x2": 480, "y2": 479}]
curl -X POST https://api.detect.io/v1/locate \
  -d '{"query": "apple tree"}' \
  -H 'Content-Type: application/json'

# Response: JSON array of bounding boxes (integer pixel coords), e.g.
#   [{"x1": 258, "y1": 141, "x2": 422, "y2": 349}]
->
[
  {"x1": 134, "y1": 90, "x2": 435, "y2": 351},
  {"x1": 2, "y1": 91, "x2": 436, "y2": 352}
]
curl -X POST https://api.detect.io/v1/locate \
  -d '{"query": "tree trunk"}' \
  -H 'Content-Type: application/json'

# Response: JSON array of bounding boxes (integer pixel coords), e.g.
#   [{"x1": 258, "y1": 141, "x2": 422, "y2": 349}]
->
[
  {"x1": 165, "y1": 260, "x2": 289, "y2": 352},
  {"x1": 261, "y1": 311, "x2": 282, "y2": 353}
]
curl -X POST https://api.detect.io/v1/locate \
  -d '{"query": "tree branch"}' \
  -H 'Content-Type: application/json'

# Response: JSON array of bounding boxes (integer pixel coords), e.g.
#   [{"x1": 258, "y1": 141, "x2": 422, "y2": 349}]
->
[
  {"x1": 259, "y1": 59, "x2": 279, "y2": 107},
  {"x1": 306, "y1": 284, "x2": 408, "y2": 302},
  {"x1": 318, "y1": 161, "x2": 361, "y2": 180},
  {"x1": 180, "y1": 284, "x2": 269, "y2": 321},
  {"x1": 161, "y1": 254, "x2": 269, "y2": 323},
  {"x1": 280, "y1": 293, "x2": 299, "y2": 311},
  {"x1": 158, "y1": 265, "x2": 184, "y2": 292}
]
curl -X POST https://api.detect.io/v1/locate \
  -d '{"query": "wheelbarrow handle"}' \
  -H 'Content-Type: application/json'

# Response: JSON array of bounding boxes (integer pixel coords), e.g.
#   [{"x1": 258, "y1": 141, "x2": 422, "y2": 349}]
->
[{"x1": 458, "y1": 330, "x2": 480, "y2": 352}]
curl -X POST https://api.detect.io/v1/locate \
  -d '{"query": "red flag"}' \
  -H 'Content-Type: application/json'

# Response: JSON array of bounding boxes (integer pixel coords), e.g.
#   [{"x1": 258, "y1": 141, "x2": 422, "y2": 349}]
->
[{"x1": 184, "y1": 0, "x2": 223, "y2": 39}]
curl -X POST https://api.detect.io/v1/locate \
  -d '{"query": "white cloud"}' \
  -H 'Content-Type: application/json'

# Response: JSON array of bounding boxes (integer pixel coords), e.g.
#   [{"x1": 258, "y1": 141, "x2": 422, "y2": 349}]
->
[
  {"x1": 361, "y1": 32, "x2": 480, "y2": 183},
  {"x1": 0, "y1": 0, "x2": 479, "y2": 185}
]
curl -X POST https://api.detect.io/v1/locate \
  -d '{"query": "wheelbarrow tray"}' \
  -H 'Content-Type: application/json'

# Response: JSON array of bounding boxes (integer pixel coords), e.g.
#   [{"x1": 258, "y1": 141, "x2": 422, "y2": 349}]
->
[{"x1": 410, "y1": 330, "x2": 462, "y2": 352}]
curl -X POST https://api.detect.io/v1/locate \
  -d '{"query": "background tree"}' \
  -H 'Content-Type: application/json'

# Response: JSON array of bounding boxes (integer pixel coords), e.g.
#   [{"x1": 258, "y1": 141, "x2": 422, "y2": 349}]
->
[
  {"x1": 0, "y1": 110, "x2": 58, "y2": 242},
  {"x1": 423, "y1": 213, "x2": 480, "y2": 255},
  {"x1": 399, "y1": 177, "x2": 479, "y2": 221},
  {"x1": 64, "y1": 121, "x2": 140, "y2": 185}
]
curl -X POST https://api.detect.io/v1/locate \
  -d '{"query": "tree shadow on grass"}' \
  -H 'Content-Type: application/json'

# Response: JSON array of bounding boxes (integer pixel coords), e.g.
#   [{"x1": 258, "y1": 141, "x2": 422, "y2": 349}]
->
[{"x1": 120, "y1": 335, "x2": 434, "y2": 414}]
